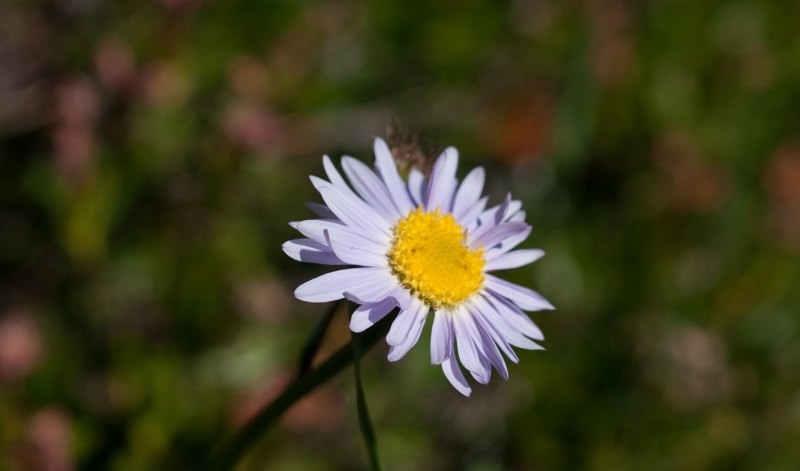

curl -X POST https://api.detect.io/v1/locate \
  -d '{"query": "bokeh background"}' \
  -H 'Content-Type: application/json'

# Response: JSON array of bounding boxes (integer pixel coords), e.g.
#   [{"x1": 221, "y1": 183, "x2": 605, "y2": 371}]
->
[{"x1": 2, "y1": 0, "x2": 800, "y2": 469}]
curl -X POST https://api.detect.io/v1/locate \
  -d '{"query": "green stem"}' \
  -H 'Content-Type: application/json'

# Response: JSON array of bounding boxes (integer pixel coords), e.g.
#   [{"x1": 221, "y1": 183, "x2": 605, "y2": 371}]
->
[
  {"x1": 207, "y1": 312, "x2": 393, "y2": 471},
  {"x1": 352, "y1": 330, "x2": 382, "y2": 471},
  {"x1": 298, "y1": 300, "x2": 342, "y2": 376}
]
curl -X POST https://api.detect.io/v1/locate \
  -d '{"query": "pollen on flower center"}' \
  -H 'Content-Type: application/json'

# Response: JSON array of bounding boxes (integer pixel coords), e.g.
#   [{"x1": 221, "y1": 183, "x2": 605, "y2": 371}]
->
[{"x1": 388, "y1": 207, "x2": 485, "y2": 309}]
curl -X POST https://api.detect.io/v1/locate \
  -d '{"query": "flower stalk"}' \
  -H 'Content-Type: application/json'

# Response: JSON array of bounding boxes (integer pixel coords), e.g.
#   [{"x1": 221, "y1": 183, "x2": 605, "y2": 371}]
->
[{"x1": 207, "y1": 310, "x2": 394, "y2": 471}]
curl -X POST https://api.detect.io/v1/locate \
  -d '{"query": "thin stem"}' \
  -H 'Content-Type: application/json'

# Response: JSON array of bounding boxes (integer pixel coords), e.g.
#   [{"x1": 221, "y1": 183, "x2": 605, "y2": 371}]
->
[
  {"x1": 298, "y1": 300, "x2": 342, "y2": 376},
  {"x1": 352, "y1": 330, "x2": 382, "y2": 471},
  {"x1": 207, "y1": 312, "x2": 393, "y2": 471}
]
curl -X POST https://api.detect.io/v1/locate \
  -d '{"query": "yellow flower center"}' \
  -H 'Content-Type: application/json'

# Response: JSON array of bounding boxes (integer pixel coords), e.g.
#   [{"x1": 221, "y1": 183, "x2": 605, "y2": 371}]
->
[{"x1": 388, "y1": 207, "x2": 485, "y2": 309}]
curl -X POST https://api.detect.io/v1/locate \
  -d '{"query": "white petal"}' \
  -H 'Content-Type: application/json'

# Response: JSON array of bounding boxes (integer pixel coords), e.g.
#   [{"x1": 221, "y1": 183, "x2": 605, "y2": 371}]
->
[
  {"x1": 469, "y1": 301, "x2": 519, "y2": 363},
  {"x1": 293, "y1": 219, "x2": 388, "y2": 252},
  {"x1": 314, "y1": 182, "x2": 392, "y2": 240},
  {"x1": 486, "y1": 226, "x2": 532, "y2": 257},
  {"x1": 388, "y1": 286, "x2": 413, "y2": 310},
  {"x1": 485, "y1": 249, "x2": 545, "y2": 271},
  {"x1": 324, "y1": 229, "x2": 388, "y2": 267},
  {"x1": 425, "y1": 147, "x2": 458, "y2": 212},
  {"x1": 374, "y1": 138, "x2": 414, "y2": 213},
  {"x1": 442, "y1": 353, "x2": 471, "y2": 396},
  {"x1": 494, "y1": 194, "x2": 513, "y2": 225},
  {"x1": 509, "y1": 209, "x2": 526, "y2": 223},
  {"x1": 452, "y1": 167, "x2": 485, "y2": 219},
  {"x1": 470, "y1": 354, "x2": 492, "y2": 384},
  {"x1": 474, "y1": 294, "x2": 538, "y2": 350},
  {"x1": 408, "y1": 169, "x2": 426, "y2": 206},
  {"x1": 386, "y1": 297, "x2": 427, "y2": 346},
  {"x1": 388, "y1": 309, "x2": 427, "y2": 362},
  {"x1": 480, "y1": 197, "x2": 522, "y2": 226},
  {"x1": 485, "y1": 275, "x2": 555, "y2": 311},
  {"x1": 341, "y1": 156, "x2": 401, "y2": 218},
  {"x1": 459, "y1": 196, "x2": 489, "y2": 232},
  {"x1": 503, "y1": 200, "x2": 523, "y2": 223},
  {"x1": 282, "y1": 239, "x2": 346, "y2": 265},
  {"x1": 295, "y1": 267, "x2": 390, "y2": 303},
  {"x1": 468, "y1": 308, "x2": 508, "y2": 379},
  {"x1": 322, "y1": 155, "x2": 358, "y2": 198},
  {"x1": 470, "y1": 222, "x2": 530, "y2": 250},
  {"x1": 343, "y1": 269, "x2": 398, "y2": 304},
  {"x1": 430, "y1": 310, "x2": 452, "y2": 365},
  {"x1": 452, "y1": 308, "x2": 483, "y2": 376},
  {"x1": 350, "y1": 298, "x2": 397, "y2": 332},
  {"x1": 488, "y1": 293, "x2": 546, "y2": 341},
  {"x1": 459, "y1": 312, "x2": 496, "y2": 383}
]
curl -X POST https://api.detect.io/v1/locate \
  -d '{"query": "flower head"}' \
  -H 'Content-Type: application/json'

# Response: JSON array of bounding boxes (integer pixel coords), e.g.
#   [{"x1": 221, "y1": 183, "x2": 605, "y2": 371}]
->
[{"x1": 283, "y1": 138, "x2": 554, "y2": 396}]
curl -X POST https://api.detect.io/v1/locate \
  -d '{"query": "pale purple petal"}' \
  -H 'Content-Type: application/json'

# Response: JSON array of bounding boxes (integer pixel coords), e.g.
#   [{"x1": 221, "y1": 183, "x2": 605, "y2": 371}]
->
[
  {"x1": 374, "y1": 138, "x2": 414, "y2": 213},
  {"x1": 293, "y1": 219, "x2": 388, "y2": 253},
  {"x1": 442, "y1": 353, "x2": 471, "y2": 396},
  {"x1": 341, "y1": 156, "x2": 401, "y2": 218},
  {"x1": 386, "y1": 297, "x2": 427, "y2": 346},
  {"x1": 509, "y1": 209, "x2": 526, "y2": 223},
  {"x1": 485, "y1": 275, "x2": 555, "y2": 311},
  {"x1": 388, "y1": 286, "x2": 414, "y2": 310},
  {"x1": 467, "y1": 307, "x2": 509, "y2": 379},
  {"x1": 459, "y1": 196, "x2": 489, "y2": 232},
  {"x1": 459, "y1": 312, "x2": 496, "y2": 383},
  {"x1": 474, "y1": 294, "x2": 539, "y2": 351},
  {"x1": 485, "y1": 249, "x2": 545, "y2": 271},
  {"x1": 494, "y1": 194, "x2": 512, "y2": 225},
  {"x1": 305, "y1": 201, "x2": 337, "y2": 219},
  {"x1": 324, "y1": 229, "x2": 388, "y2": 267},
  {"x1": 388, "y1": 309, "x2": 427, "y2": 362},
  {"x1": 486, "y1": 225, "x2": 532, "y2": 258},
  {"x1": 452, "y1": 308, "x2": 483, "y2": 376},
  {"x1": 480, "y1": 197, "x2": 522, "y2": 226},
  {"x1": 488, "y1": 293, "x2": 546, "y2": 341},
  {"x1": 425, "y1": 147, "x2": 458, "y2": 212},
  {"x1": 503, "y1": 200, "x2": 523, "y2": 222},
  {"x1": 469, "y1": 222, "x2": 529, "y2": 250},
  {"x1": 430, "y1": 310, "x2": 452, "y2": 365},
  {"x1": 322, "y1": 155, "x2": 358, "y2": 198},
  {"x1": 469, "y1": 301, "x2": 519, "y2": 363},
  {"x1": 470, "y1": 354, "x2": 492, "y2": 384},
  {"x1": 342, "y1": 269, "x2": 398, "y2": 304},
  {"x1": 408, "y1": 169, "x2": 426, "y2": 206},
  {"x1": 314, "y1": 182, "x2": 393, "y2": 240},
  {"x1": 282, "y1": 239, "x2": 346, "y2": 265},
  {"x1": 452, "y1": 167, "x2": 485, "y2": 219},
  {"x1": 350, "y1": 298, "x2": 397, "y2": 333},
  {"x1": 295, "y1": 267, "x2": 391, "y2": 303}
]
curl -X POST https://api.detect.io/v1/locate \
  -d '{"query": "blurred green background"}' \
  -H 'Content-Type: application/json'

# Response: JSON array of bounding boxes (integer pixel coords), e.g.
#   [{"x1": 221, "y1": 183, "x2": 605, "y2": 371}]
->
[{"x1": 2, "y1": 0, "x2": 800, "y2": 469}]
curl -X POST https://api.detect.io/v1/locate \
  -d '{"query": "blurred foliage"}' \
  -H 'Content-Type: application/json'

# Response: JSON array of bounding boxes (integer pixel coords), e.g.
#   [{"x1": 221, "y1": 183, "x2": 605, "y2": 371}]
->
[{"x1": 1, "y1": 0, "x2": 800, "y2": 469}]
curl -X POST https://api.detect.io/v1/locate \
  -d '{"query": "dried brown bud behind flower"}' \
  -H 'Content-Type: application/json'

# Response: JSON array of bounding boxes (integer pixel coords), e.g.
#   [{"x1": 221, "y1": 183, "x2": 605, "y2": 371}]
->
[{"x1": 385, "y1": 120, "x2": 431, "y2": 177}]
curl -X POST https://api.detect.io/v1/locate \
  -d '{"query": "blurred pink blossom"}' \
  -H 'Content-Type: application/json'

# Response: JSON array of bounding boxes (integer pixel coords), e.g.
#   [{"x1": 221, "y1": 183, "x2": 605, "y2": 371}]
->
[
  {"x1": 94, "y1": 38, "x2": 136, "y2": 94},
  {"x1": 222, "y1": 103, "x2": 286, "y2": 153},
  {"x1": 652, "y1": 132, "x2": 729, "y2": 213},
  {"x1": 22, "y1": 408, "x2": 74, "y2": 471},
  {"x1": 0, "y1": 310, "x2": 44, "y2": 383},
  {"x1": 637, "y1": 323, "x2": 733, "y2": 410},
  {"x1": 51, "y1": 77, "x2": 99, "y2": 183},
  {"x1": 227, "y1": 55, "x2": 271, "y2": 102},
  {"x1": 765, "y1": 141, "x2": 800, "y2": 251}
]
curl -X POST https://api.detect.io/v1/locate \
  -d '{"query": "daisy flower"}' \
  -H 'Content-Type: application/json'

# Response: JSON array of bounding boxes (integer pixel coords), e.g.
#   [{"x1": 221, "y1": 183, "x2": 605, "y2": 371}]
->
[{"x1": 283, "y1": 138, "x2": 554, "y2": 396}]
